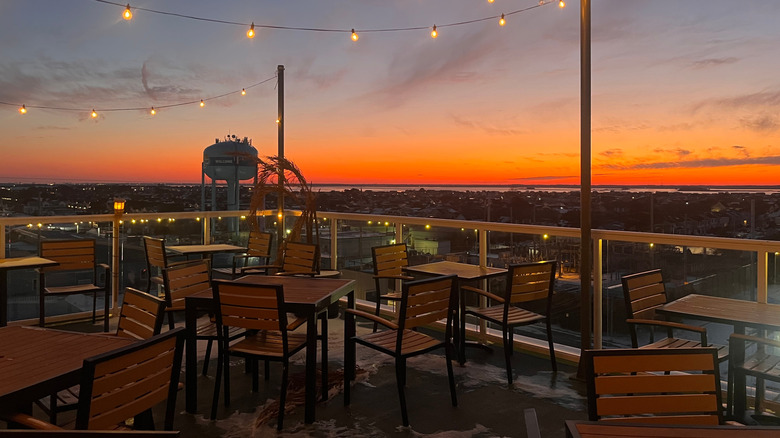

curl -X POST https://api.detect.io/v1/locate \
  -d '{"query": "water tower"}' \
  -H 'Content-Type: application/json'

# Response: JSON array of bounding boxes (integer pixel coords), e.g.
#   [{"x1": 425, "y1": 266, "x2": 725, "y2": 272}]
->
[{"x1": 201, "y1": 135, "x2": 258, "y2": 234}]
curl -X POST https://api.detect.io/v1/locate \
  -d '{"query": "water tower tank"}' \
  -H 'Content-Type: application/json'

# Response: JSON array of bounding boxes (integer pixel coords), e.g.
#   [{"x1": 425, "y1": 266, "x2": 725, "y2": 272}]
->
[
  {"x1": 203, "y1": 136, "x2": 258, "y2": 181},
  {"x1": 201, "y1": 136, "x2": 258, "y2": 233}
]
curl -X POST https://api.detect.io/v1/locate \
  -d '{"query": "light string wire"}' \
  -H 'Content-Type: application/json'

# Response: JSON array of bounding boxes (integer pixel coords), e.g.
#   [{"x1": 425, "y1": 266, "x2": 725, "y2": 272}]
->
[
  {"x1": 3, "y1": 0, "x2": 558, "y2": 116},
  {"x1": 0, "y1": 75, "x2": 277, "y2": 114},
  {"x1": 95, "y1": 0, "x2": 552, "y2": 34}
]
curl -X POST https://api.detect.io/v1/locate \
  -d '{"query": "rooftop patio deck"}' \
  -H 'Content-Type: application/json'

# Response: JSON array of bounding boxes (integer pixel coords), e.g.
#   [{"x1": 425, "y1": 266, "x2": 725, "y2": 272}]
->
[{"x1": 12, "y1": 313, "x2": 587, "y2": 437}]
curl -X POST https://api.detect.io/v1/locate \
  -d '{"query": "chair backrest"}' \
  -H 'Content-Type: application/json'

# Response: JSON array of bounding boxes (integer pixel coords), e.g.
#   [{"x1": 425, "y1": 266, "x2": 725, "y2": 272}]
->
[
  {"x1": 246, "y1": 230, "x2": 273, "y2": 259},
  {"x1": 116, "y1": 288, "x2": 166, "y2": 340},
  {"x1": 76, "y1": 328, "x2": 185, "y2": 430},
  {"x1": 397, "y1": 275, "x2": 457, "y2": 335},
  {"x1": 621, "y1": 269, "x2": 667, "y2": 320},
  {"x1": 212, "y1": 280, "x2": 289, "y2": 351},
  {"x1": 372, "y1": 243, "x2": 409, "y2": 277},
  {"x1": 505, "y1": 261, "x2": 556, "y2": 307},
  {"x1": 143, "y1": 237, "x2": 168, "y2": 271},
  {"x1": 280, "y1": 242, "x2": 319, "y2": 275},
  {"x1": 162, "y1": 259, "x2": 212, "y2": 312},
  {"x1": 584, "y1": 347, "x2": 722, "y2": 425},
  {"x1": 39, "y1": 239, "x2": 97, "y2": 277}
]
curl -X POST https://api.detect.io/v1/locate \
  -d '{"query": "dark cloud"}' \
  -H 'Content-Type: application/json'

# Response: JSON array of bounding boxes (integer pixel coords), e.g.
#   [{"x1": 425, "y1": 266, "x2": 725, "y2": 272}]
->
[
  {"x1": 450, "y1": 114, "x2": 526, "y2": 136},
  {"x1": 511, "y1": 175, "x2": 578, "y2": 181},
  {"x1": 693, "y1": 90, "x2": 780, "y2": 113},
  {"x1": 689, "y1": 57, "x2": 739, "y2": 70},
  {"x1": 653, "y1": 148, "x2": 691, "y2": 158},
  {"x1": 601, "y1": 155, "x2": 780, "y2": 170},
  {"x1": 740, "y1": 114, "x2": 780, "y2": 133},
  {"x1": 600, "y1": 149, "x2": 623, "y2": 158}
]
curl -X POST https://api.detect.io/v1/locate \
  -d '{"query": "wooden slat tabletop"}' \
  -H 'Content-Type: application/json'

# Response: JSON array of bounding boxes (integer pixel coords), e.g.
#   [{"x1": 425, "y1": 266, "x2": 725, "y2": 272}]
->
[
  {"x1": 405, "y1": 261, "x2": 506, "y2": 280},
  {"x1": 233, "y1": 276, "x2": 355, "y2": 309},
  {"x1": 566, "y1": 421, "x2": 780, "y2": 438},
  {"x1": 0, "y1": 257, "x2": 58, "y2": 270},
  {"x1": 166, "y1": 244, "x2": 244, "y2": 255},
  {"x1": 0, "y1": 326, "x2": 133, "y2": 403},
  {"x1": 659, "y1": 294, "x2": 780, "y2": 330}
]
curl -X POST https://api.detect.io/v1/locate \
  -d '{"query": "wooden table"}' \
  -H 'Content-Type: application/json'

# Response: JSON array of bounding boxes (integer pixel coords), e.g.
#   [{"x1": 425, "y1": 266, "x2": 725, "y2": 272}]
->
[
  {"x1": 184, "y1": 276, "x2": 355, "y2": 423},
  {"x1": 565, "y1": 420, "x2": 780, "y2": 438},
  {"x1": 658, "y1": 294, "x2": 780, "y2": 419},
  {"x1": 166, "y1": 243, "x2": 245, "y2": 258},
  {"x1": 405, "y1": 261, "x2": 507, "y2": 364},
  {"x1": 0, "y1": 257, "x2": 59, "y2": 327},
  {"x1": 0, "y1": 326, "x2": 132, "y2": 410}
]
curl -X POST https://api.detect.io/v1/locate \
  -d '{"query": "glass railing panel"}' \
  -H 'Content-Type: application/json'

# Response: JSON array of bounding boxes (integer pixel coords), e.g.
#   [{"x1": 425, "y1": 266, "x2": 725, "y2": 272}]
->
[
  {"x1": 481, "y1": 231, "x2": 583, "y2": 351},
  {"x1": 599, "y1": 240, "x2": 757, "y2": 349},
  {"x1": 8, "y1": 221, "x2": 114, "y2": 323}
]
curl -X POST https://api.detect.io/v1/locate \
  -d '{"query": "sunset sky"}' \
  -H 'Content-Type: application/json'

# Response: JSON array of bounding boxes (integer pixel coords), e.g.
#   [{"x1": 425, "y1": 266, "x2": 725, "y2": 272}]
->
[{"x1": 1, "y1": 0, "x2": 779, "y2": 186}]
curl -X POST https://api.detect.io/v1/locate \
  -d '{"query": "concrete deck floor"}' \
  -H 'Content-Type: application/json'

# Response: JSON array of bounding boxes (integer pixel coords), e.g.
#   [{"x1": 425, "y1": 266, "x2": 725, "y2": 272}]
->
[{"x1": 15, "y1": 313, "x2": 589, "y2": 437}]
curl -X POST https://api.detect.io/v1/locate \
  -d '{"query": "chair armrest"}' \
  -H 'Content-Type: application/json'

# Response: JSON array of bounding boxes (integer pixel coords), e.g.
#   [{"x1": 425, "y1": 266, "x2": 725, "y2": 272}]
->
[
  {"x1": 730, "y1": 333, "x2": 780, "y2": 349},
  {"x1": 373, "y1": 274, "x2": 414, "y2": 281},
  {"x1": 98, "y1": 263, "x2": 110, "y2": 271},
  {"x1": 461, "y1": 285, "x2": 505, "y2": 304},
  {"x1": 2, "y1": 412, "x2": 63, "y2": 430},
  {"x1": 345, "y1": 308, "x2": 399, "y2": 330},
  {"x1": 626, "y1": 318, "x2": 707, "y2": 345},
  {"x1": 287, "y1": 316, "x2": 307, "y2": 331}
]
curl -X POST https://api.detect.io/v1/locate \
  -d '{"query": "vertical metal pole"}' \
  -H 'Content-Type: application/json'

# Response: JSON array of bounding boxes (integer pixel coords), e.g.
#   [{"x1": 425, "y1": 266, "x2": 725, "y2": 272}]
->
[
  {"x1": 758, "y1": 250, "x2": 768, "y2": 304},
  {"x1": 0, "y1": 225, "x2": 5, "y2": 258},
  {"x1": 111, "y1": 214, "x2": 121, "y2": 314},
  {"x1": 593, "y1": 238, "x2": 602, "y2": 349},
  {"x1": 277, "y1": 65, "x2": 285, "y2": 243},
  {"x1": 579, "y1": 0, "x2": 593, "y2": 366},
  {"x1": 330, "y1": 219, "x2": 338, "y2": 270}
]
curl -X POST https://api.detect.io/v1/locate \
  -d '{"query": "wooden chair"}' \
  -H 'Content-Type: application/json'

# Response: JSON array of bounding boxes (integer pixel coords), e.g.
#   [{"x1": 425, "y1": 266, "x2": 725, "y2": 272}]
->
[
  {"x1": 161, "y1": 259, "x2": 241, "y2": 377},
  {"x1": 142, "y1": 237, "x2": 188, "y2": 293},
  {"x1": 727, "y1": 333, "x2": 780, "y2": 419},
  {"x1": 621, "y1": 270, "x2": 728, "y2": 363},
  {"x1": 209, "y1": 280, "x2": 308, "y2": 430},
  {"x1": 461, "y1": 260, "x2": 557, "y2": 384},
  {"x1": 38, "y1": 288, "x2": 167, "y2": 423},
  {"x1": 370, "y1": 243, "x2": 414, "y2": 332},
  {"x1": 344, "y1": 275, "x2": 458, "y2": 427},
  {"x1": 212, "y1": 230, "x2": 273, "y2": 278},
  {"x1": 583, "y1": 347, "x2": 723, "y2": 425},
  {"x1": 39, "y1": 239, "x2": 110, "y2": 332},
  {"x1": 9, "y1": 328, "x2": 185, "y2": 431}
]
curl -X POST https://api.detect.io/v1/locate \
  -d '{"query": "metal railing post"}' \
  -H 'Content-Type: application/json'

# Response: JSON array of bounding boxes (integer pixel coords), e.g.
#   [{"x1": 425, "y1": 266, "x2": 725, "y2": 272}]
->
[
  {"x1": 758, "y1": 250, "x2": 768, "y2": 303},
  {"x1": 0, "y1": 225, "x2": 5, "y2": 258},
  {"x1": 330, "y1": 219, "x2": 338, "y2": 270},
  {"x1": 593, "y1": 237, "x2": 603, "y2": 349}
]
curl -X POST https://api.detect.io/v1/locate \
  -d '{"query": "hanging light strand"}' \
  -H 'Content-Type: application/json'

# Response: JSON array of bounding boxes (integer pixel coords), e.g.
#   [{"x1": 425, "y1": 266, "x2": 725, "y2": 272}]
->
[
  {"x1": 94, "y1": 0, "x2": 557, "y2": 38},
  {"x1": 0, "y1": 75, "x2": 276, "y2": 115}
]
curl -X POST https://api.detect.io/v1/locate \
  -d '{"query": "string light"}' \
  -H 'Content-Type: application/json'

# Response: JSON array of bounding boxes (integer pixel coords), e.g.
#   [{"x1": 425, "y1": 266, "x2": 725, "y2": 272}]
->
[
  {"x1": 247, "y1": 22, "x2": 255, "y2": 38},
  {"x1": 1, "y1": 75, "x2": 276, "y2": 118},
  {"x1": 351, "y1": 29, "x2": 358, "y2": 41},
  {"x1": 94, "y1": 0, "x2": 554, "y2": 41},
  {"x1": 499, "y1": 13, "x2": 506, "y2": 26},
  {"x1": 122, "y1": 3, "x2": 132, "y2": 20},
  {"x1": 431, "y1": 25, "x2": 438, "y2": 39},
  {"x1": 91, "y1": 109, "x2": 98, "y2": 118},
  {"x1": 559, "y1": 0, "x2": 565, "y2": 8},
  {"x1": 150, "y1": 107, "x2": 156, "y2": 115},
  {"x1": 241, "y1": 88, "x2": 246, "y2": 96},
  {"x1": 199, "y1": 99, "x2": 205, "y2": 107}
]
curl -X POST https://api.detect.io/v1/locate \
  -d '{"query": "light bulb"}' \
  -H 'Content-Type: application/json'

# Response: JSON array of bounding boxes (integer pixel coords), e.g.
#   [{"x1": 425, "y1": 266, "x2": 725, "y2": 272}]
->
[
  {"x1": 275, "y1": 118, "x2": 280, "y2": 124},
  {"x1": 19, "y1": 105, "x2": 26, "y2": 114},
  {"x1": 150, "y1": 107, "x2": 156, "y2": 115},
  {"x1": 499, "y1": 14, "x2": 505, "y2": 26},
  {"x1": 241, "y1": 88, "x2": 246, "y2": 96},
  {"x1": 488, "y1": 0, "x2": 494, "y2": 3},
  {"x1": 91, "y1": 109, "x2": 98, "y2": 118},
  {"x1": 559, "y1": 0, "x2": 565, "y2": 8},
  {"x1": 200, "y1": 99, "x2": 205, "y2": 108},
  {"x1": 539, "y1": 0, "x2": 545, "y2": 5},
  {"x1": 247, "y1": 22, "x2": 255, "y2": 39},
  {"x1": 123, "y1": 4, "x2": 132, "y2": 20},
  {"x1": 351, "y1": 29, "x2": 358, "y2": 42},
  {"x1": 431, "y1": 25, "x2": 438, "y2": 39}
]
